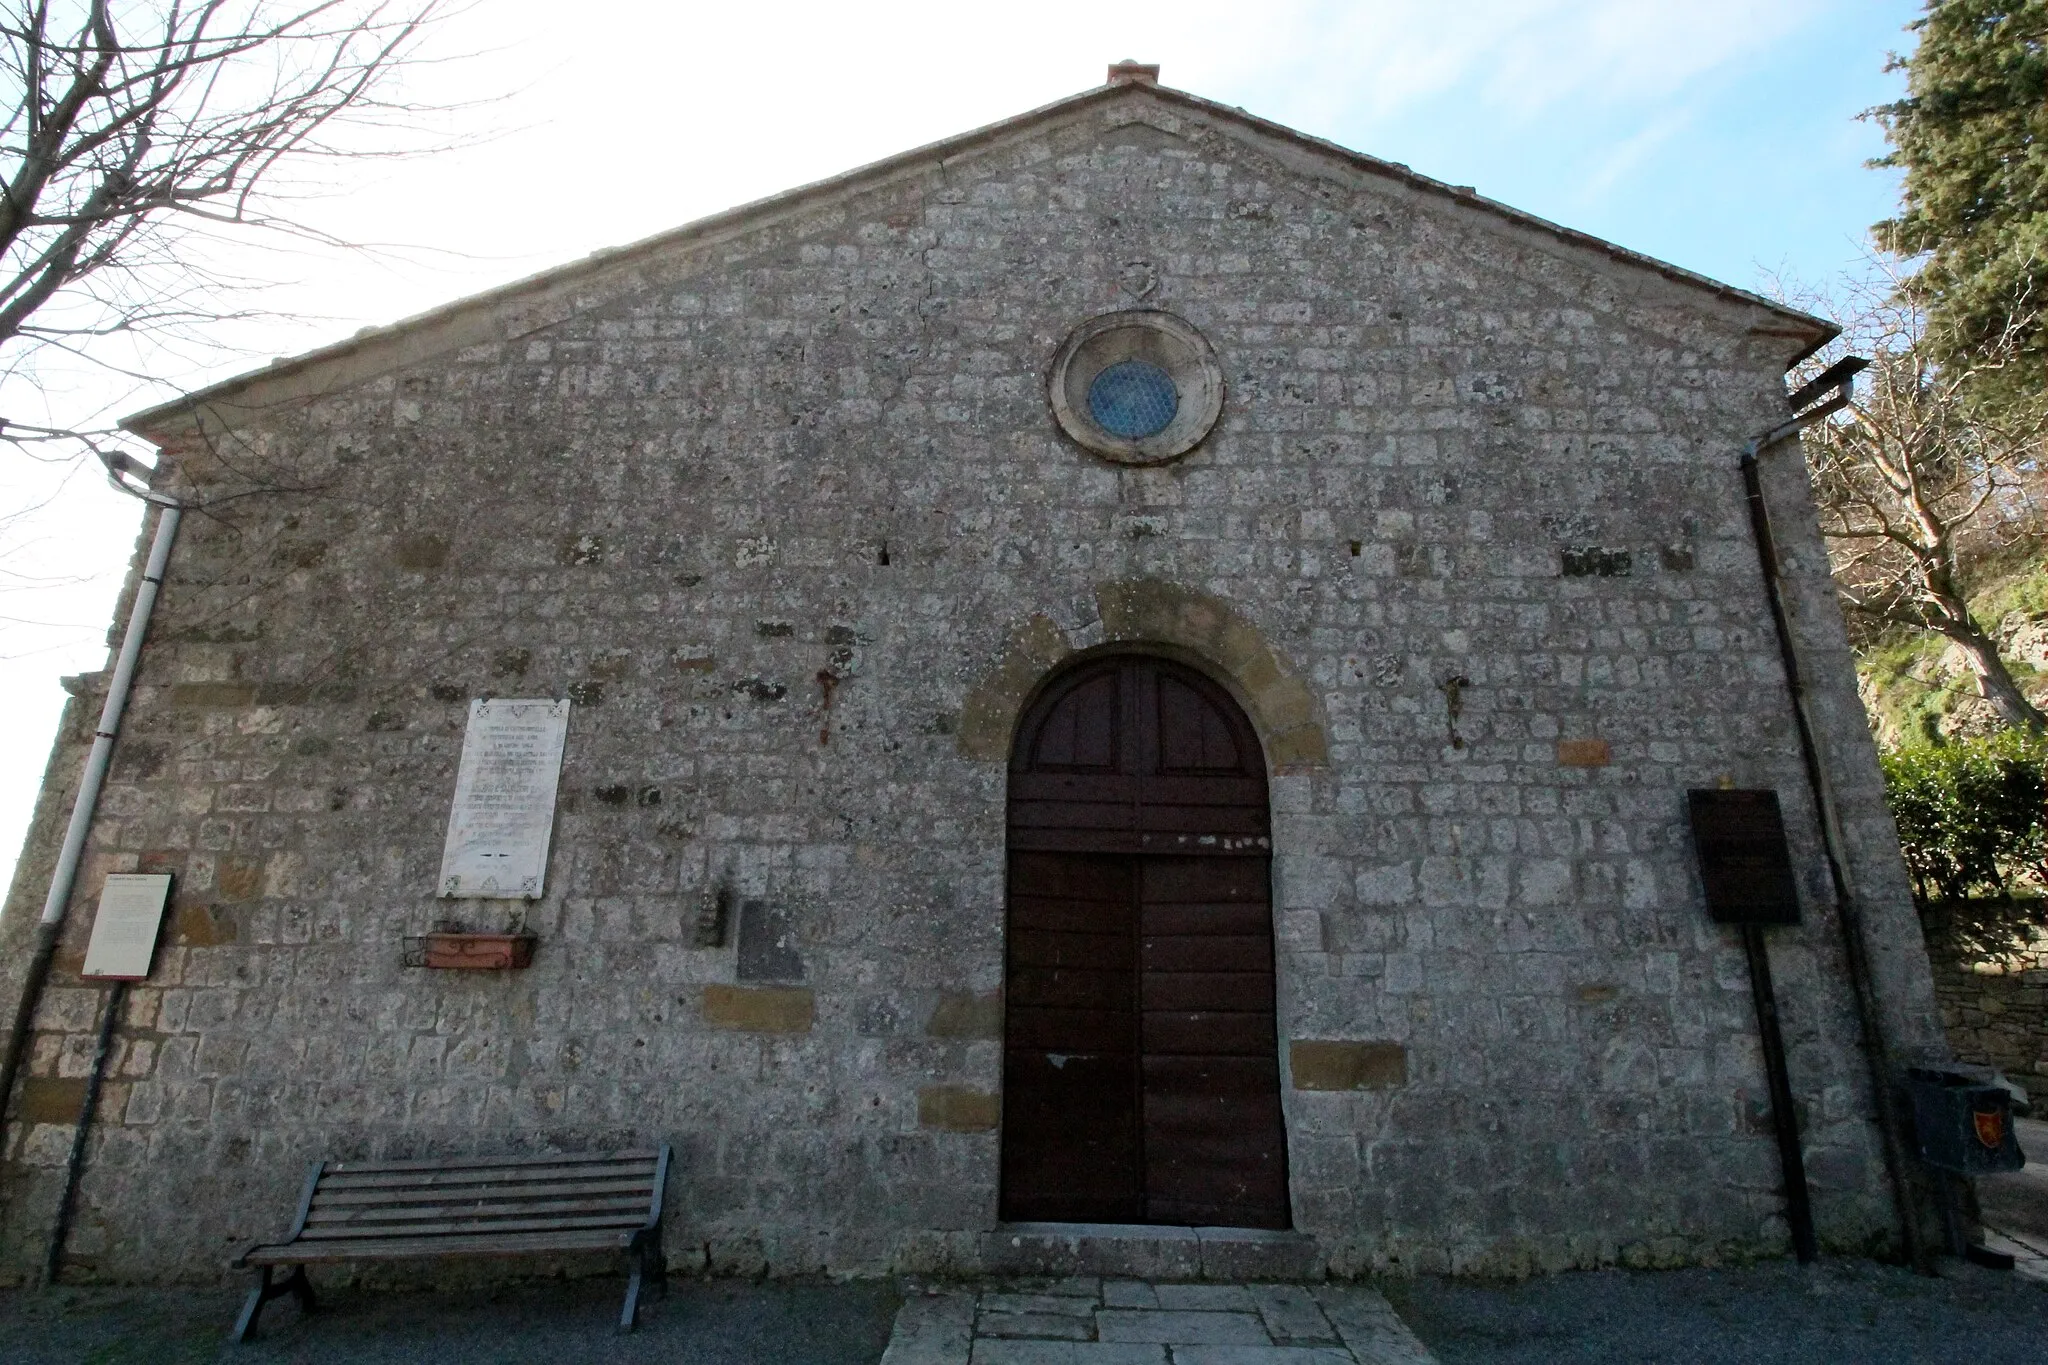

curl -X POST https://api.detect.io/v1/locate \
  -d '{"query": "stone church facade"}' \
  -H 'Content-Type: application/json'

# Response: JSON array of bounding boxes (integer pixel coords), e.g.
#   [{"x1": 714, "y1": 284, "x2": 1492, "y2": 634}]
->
[{"x1": 1, "y1": 69, "x2": 1946, "y2": 1283}]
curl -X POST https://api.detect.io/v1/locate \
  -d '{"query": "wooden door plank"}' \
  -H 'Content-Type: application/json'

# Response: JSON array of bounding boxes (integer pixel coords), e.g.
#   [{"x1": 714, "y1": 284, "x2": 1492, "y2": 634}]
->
[
  {"x1": 306, "y1": 1196, "x2": 652, "y2": 1225},
  {"x1": 1141, "y1": 972, "x2": 1275, "y2": 1011},
  {"x1": 318, "y1": 1162, "x2": 655, "y2": 1193},
  {"x1": 323, "y1": 1151, "x2": 654, "y2": 1175},
  {"x1": 1006, "y1": 660, "x2": 1284, "y2": 1232},
  {"x1": 1139, "y1": 856, "x2": 1290, "y2": 1231},
  {"x1": 312, "y1": 1178, "x2": 657, "y2": 1208},
  {"x1": 1001, "y1": 850, "x2": 1141, "y2": 1225},
  {"x1": 247, "y1": 1230, "x2": 631, "y2": 1263},
  {"x1": 295, "y1": 1212, "x2": 648, "y2": 1241}
]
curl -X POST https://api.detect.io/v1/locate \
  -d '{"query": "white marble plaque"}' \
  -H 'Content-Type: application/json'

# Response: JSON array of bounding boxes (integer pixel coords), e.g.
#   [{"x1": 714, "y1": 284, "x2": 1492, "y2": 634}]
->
[
  {"x1": 82, "y1": 874, "x2": 173, "y2": 979},
  {"x1": 438, "y1": 698, "x2": 570, "y2": 899}
]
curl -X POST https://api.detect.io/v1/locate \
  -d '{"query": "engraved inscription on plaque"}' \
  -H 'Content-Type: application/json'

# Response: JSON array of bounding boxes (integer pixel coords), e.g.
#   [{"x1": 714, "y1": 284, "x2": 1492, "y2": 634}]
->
[
  {"x1": 439, "y1": 698, "x2": 571, "y2": 899},
  {"x1": 1687, "y1": 789, "x2": 1802, "y2": 926},
  {"x1": 82, "y1": 873, "x2": 173, "y2": 979}
]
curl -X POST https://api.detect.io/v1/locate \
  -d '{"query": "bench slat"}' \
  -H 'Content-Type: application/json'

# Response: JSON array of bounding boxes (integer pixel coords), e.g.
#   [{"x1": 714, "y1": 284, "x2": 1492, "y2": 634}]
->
[
  {"x1": 311, "y1": 1176, "x2": 657, "y2": 1209},
  {"x1": 294, "y1": 1212, "x2": 650, "y2": 1242},
  {"x1": 307, "y1": 1196, "x2": 650, "y2": 1226},
  {"x1": 245, "y1": 1228, "x2": 637, "y2": 1265},
  {"x1": 315, "y1": 1162, "x2": 656, "y2": 1194},
  {"x1": 322, "y1": 1150, "x2": 657, "y2": 1175}
]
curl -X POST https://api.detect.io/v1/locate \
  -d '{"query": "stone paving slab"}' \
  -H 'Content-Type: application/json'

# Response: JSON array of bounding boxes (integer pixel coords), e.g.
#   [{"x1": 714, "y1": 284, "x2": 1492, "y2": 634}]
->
[
  {"x1": 980, "y1": 1312, "x2": 1097, "y2": 1341},
  {"x1": 1246, "y1": 1285, "x2": 1340, "y2": 1345},
  {"x1": 983, "y1": 1293, "x2": 1101, "y2": 1317},
  {"x1": 1310, "y1": 1286, "x2": 1435, "y2": 1365},
  {"x1": 1153, "y1": 1285, "x2": 1256, "y2": 1311},
  {"x1": 1096, "y1": 1309, "x2": 1276, "y2": 1345},
  {"x1": 881, "y1": 1289, "x2": 978, "y2": 1365},
  {"x1": 1171, "y1": 1349, "x2": 1358, "y2": 1365},
  {"x1": 969, "y1": 1344, "x2": 1168, "y2": 1365},
  {"x1": 884, "y1": 1279, "x2": 1436, "y2": 1364}
]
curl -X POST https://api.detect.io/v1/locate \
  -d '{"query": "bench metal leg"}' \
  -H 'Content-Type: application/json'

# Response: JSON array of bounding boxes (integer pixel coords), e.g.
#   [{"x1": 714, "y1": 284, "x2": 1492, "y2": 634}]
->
[
  {"x1": 285, "y1": 1264, "x2": 317, "y2": 1313},
  {"x1": 618, "y1": 1260, "x2": 642, "y2": 1334},
  {"x1": 232, "y1": 1265, "x2": 314, "y2": 1343},
  {"x1": 618, "y1": 1230, "x2": 665, "y2": 1333},
  {"x1": 232, "y1": 1268, "x2": 271, "y2": 1343},
  {"x1": 643, "y1": 1227, "x2": 667, "y2": 1304}
]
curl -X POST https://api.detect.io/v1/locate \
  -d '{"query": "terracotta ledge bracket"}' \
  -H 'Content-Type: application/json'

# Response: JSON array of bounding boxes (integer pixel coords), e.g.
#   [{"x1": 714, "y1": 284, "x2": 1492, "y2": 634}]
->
[{"x1": 403, "y1": 932, "x2": 537, "y2": 970}]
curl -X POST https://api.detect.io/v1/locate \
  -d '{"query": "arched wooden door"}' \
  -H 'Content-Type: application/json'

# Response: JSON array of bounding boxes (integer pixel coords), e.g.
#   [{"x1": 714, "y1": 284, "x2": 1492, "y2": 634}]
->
[{"x1": 1001, "y1": 654, "x2": 1290, "y2": 1229}]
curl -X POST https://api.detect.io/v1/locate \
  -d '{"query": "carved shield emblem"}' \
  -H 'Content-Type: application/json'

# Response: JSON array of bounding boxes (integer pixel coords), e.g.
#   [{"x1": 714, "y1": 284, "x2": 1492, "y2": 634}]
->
[{"x1": 1973, "y1": 1108, "x2": 2005, "y2": 1149}]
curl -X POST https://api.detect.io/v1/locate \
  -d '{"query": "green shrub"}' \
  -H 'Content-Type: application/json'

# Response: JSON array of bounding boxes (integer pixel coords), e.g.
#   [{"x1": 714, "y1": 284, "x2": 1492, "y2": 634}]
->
[{"x1": 1880, "y1": 729, "x2": 2048, "y2": 903}]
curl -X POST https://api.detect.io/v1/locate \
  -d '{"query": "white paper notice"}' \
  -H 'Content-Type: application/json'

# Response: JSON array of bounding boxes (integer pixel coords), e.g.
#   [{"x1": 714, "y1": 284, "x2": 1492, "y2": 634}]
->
[
  {"x1": 438, "y1": 698, "x2": 571, "y2": 899},
  {"x1": 82, "y1": 874, "x2": 173, "y2": 979}
]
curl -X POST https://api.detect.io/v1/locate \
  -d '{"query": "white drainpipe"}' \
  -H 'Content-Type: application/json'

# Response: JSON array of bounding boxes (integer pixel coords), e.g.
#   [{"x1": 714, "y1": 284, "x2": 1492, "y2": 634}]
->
[{"x1": 0, "y1": 500, "x2": 181, "y2": 1139}]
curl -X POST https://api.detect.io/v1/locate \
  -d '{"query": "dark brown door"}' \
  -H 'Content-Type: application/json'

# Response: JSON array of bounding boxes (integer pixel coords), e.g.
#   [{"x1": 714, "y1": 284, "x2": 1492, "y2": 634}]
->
[{"x1": 1001, "y1": 656, "x2": 1289, "y2": 1229}]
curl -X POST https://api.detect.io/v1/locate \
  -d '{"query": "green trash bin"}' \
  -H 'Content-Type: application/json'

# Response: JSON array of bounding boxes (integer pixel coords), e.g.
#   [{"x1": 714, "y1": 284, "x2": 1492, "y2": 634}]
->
[{"x1": 1906, "y1": 1066, "x2": 2026, "y2": 1175}]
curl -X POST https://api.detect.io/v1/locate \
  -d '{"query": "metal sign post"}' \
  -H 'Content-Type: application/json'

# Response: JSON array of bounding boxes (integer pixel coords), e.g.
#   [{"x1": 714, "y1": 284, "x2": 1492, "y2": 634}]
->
[{"x1": 1688, "y1": 788, "x2": 1819, "y2": 1264}]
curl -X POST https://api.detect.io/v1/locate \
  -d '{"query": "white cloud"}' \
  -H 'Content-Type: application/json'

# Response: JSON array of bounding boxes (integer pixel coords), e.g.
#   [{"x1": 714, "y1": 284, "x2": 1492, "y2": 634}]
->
[{"x1": 1204, "y1": 0, "x2": 1830, "y2": 129}]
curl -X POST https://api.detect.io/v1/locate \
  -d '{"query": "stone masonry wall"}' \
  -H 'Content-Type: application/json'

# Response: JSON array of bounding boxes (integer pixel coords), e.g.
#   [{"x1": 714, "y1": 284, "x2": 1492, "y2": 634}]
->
[
  {"x1": 1925, "y1": 910, "x2": 2048, "y2": 1085},
  {"x1": 0, "y1": 87, "x2": 1943, "y2": 1284}
]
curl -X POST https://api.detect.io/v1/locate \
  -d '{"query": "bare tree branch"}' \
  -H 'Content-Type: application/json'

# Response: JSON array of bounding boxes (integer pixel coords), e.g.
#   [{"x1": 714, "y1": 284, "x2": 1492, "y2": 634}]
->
[
  {"x1": 0, "y1": 0, "x2": 460, "y2": 476},
  {"x1": 1796, "y1": 260, "x2": 2048, "y2": 733}
]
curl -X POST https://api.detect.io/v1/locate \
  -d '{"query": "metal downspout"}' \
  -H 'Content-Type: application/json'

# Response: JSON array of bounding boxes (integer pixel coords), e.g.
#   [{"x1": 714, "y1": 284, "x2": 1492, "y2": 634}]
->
[
  {"x1": 1738, "y1": 393, "x2": 1931, "y2": 1272},
  {"x1": 0, "y1": 500, "x2": 181, "y2": 1176}
]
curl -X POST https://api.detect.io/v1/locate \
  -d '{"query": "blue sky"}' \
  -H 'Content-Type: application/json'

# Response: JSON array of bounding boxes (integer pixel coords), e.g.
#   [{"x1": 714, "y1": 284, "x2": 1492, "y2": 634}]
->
[
  {"x1": 1191, "y1": 0, "x2": 1920, "y2": 298},
  {"x1": 0, "y1": 0, "x2": 1928, "y2": 895}
]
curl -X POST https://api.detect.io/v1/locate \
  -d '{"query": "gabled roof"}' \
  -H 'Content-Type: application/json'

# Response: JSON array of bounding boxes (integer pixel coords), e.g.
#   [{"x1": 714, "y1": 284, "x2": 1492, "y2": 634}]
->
[{"x1": 124, "y1": 75, "x2": 1836, "y2": 442}]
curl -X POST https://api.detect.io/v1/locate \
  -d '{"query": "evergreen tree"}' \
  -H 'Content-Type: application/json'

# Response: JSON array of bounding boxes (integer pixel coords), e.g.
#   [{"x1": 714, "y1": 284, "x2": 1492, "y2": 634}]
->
[{"x1": 1871, "y1": 2, "x2": 2048, "y2": 402}]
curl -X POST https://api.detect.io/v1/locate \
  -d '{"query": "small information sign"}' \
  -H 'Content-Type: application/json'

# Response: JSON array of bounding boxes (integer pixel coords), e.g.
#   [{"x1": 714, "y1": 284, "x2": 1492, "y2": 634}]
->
[
  {"x1": 81, "y1": 873, "x2": 173, "y2": 980},
  {"x1": 438, "y1": 698, "x2": 571, "y2": 899},
  {"x1": 1687, "y1": 789, "x2": 1802, "y2": 926}
]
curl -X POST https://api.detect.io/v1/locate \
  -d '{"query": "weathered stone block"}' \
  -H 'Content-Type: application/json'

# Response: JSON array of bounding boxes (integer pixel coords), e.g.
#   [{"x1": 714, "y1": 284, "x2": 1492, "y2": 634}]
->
[
  {"x1": 702, "y1": 985, "x2": 814, "y2": 1033},
  {"x1": 927, "y1": 991, "x2": 1002, "y2": 1039},
  {"x1": 16, "y1": 1077, "x2": 87, "y2": 1125},
  {"x1": 736, "y1": 900, "x2": 804, "y2": 982},
  {"x1": 168, "y1": 683, "x2": 255, "y2": 708},
  {"x1": 918, "y1": 1086, "x2": 1000, "y2": 1132},
  {"x1": 1555, "y1": 739, "x2": 1611, "y2": 767},
  {"x1": 1289, "y1": 1041, "x2": 1407, "y2": 1091}
]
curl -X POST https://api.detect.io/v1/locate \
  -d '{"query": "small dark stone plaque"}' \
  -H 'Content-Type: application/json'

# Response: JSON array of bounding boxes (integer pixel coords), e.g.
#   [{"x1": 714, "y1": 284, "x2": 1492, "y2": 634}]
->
[
  {"x1": 1687, "y1": 789, "x2": 1801, "y2": 925},
  {"x1": 736, "y1": 899, "x2": 805, "y2": 982}
]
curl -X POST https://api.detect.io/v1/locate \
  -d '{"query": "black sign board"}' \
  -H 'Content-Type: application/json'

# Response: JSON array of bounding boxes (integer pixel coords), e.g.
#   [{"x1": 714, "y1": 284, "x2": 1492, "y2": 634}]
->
[{"x1": 1687, "y1": 789, "x2": 1801, "y2": 925}]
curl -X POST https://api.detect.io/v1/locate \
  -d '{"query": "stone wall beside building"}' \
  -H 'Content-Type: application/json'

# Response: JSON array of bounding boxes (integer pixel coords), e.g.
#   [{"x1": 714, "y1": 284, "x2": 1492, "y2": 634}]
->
[{"x1": 1925, "y1": 904, "x2": 2048, "y2": 1086}]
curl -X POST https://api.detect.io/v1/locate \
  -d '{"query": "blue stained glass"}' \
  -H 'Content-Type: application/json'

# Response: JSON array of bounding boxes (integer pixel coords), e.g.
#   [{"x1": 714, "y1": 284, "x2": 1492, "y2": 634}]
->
[{"x1": 1087, "y1": 360, "x2": 1179, "y2": 439}]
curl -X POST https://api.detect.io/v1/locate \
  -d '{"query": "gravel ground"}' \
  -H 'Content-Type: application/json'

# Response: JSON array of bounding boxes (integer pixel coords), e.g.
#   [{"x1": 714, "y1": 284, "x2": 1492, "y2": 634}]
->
[
  {"x1": 1386, "y1": 1259, "x2": 2047, "y2": 1365},
  {"x1": 5, "y1": 1255, "x2": 2044, "y2": 1363},
  {"x1": 1978, "y1": 1115, "x2": 2048, "y2": 1277},
  {"x1": 0, "y1": 1276, "x2": 901, "y2": 1365}
]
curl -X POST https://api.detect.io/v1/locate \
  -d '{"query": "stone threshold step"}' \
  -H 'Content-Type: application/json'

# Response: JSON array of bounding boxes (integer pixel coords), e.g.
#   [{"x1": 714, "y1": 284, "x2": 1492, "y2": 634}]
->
[{"x1": 980, "y1": 1223, "x2": 1320, "y2": 1281}]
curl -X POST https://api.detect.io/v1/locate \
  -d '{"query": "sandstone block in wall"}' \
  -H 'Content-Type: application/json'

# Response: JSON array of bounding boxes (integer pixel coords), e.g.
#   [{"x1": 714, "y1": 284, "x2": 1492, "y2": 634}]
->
[
  {"x1": 701, "y1": 985, "x2": 813, "y2": 1033},
  {"x1": 1555, "y1": 739, "x2": 1611, "y2": 767},
  {"x1": 926, "y1": 991, "x2": 1002, "y2": 1039},
  {"x1": 918, "y1": 1086, "x2": 1000, "y2": 1132},
  {"x1": 15, "y1": 1077, "x2": 87, "y2": 1125},
  {"x1": 1289, "y1": 1040, "x2": 1407, "y2": 1091},
  {"x1": 168, "y1": 682, "x2": 256, "y2": 708}
]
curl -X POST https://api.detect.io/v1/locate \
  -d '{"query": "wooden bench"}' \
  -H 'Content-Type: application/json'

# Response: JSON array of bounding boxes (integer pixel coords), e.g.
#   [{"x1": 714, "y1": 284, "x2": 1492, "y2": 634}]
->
[{"x1": 230, "y1": 1146, "x2": 670, "y2": 1341}]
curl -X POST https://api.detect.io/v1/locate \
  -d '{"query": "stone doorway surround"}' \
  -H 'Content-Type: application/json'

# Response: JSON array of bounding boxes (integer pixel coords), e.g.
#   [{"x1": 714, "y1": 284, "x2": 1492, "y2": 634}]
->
[
  {"x1": 956, "y1": 579, "x2": 1330, "y2": 775},
  {"x1": 881, "y1": 1277, "x2": 1437, "y2": 1364}
]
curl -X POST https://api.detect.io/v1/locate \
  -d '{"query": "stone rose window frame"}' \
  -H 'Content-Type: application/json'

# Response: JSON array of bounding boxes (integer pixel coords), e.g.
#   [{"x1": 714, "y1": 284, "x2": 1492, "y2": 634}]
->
[{"x1": 1049, "y1": 309, "x2": 1224, "y2": 465}]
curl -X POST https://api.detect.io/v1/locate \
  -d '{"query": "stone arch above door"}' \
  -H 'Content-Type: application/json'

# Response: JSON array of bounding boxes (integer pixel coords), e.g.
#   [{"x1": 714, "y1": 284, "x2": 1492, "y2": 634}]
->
[{"x1": 956, "y1": 578, "x2": 1328, "y2": 773}]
